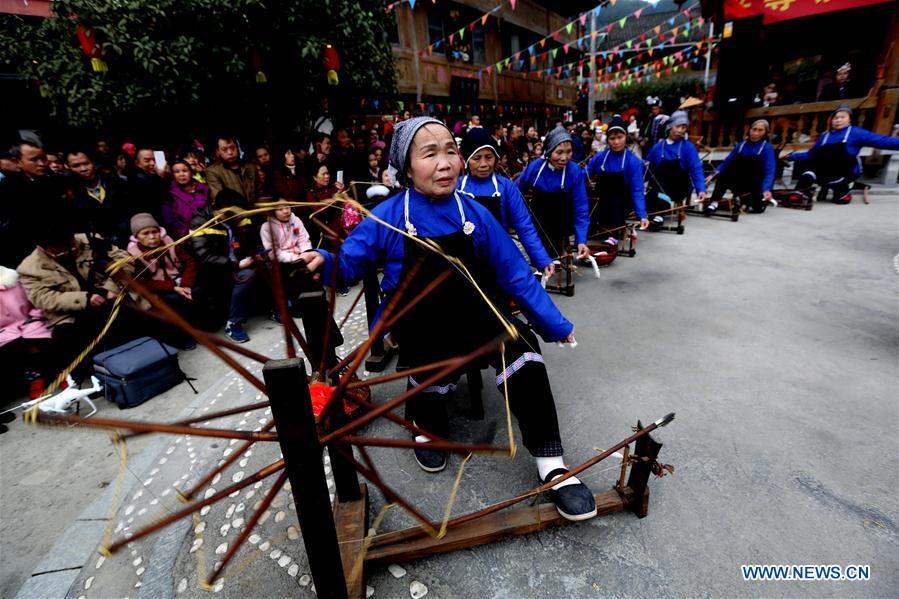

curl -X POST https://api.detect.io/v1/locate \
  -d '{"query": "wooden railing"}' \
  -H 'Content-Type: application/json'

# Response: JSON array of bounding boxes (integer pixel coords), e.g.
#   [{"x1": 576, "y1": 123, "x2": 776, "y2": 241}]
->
[{"x1": 696, "y1": 97, "x2": 879, "y2": 151}]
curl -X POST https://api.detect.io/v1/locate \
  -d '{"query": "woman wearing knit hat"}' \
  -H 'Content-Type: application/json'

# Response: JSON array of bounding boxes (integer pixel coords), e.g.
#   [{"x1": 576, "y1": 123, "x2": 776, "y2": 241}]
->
[
  {"x1": 458, "y1": 128, "x2": 554, "y2": 278},
  {"x1": 516, "y1": 126, "x2": 591, "y2": 262},
  {"x1": 645, "y1": 110, "x2": 706, "y2": 229},
  {"x1": 705, "y1": 119, "x2": 777, "y2": 214},
  {"x1": 300, "y1": 117, "x2": 597, "y2": 521},
  {"x1": 586, "y1": 116, "x2": 650, "y2": 247},
  {"x1": 786, "y1": 105, "x2": 899, "y2": 204},
  {"x1": 127, "y1": 213, "x2": 199, "y2": 350}
]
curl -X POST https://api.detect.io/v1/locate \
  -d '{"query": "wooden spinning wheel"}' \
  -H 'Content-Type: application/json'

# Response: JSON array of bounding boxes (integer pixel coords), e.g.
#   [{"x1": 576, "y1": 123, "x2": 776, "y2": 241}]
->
[{"x1": 25, "y1": 197, "x2": 675, "y2": 598}]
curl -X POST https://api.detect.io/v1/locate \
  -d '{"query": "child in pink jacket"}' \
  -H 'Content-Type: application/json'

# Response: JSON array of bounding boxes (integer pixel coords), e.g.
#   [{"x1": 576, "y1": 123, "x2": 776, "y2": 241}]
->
[{"x1": 260, "y1": 204, "x2": 341, "y2": 372}]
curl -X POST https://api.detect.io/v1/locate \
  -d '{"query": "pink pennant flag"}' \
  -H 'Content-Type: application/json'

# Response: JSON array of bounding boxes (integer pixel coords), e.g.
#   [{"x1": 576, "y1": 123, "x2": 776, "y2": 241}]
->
[
  {"x1": 449, "y1": 33, "x2": 454, "y2": 44},
  {"x1": 579, "y1": 14, "x2": 587, "y2": 26},
  {"x1": 635, "y1": 8, "x2": 643, "y2": 19},
  {"x1": 563, "y1": 43, "x2": 570, "y2": 54},
  {"x1": 510, "y1": 0, "x2": 517, "y2": 10}
]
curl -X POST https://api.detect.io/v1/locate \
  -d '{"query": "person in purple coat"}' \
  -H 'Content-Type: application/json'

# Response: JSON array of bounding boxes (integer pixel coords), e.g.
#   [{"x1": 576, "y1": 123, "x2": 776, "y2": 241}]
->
[{"x1": 162, "y1": 160, "x2": 210, "y2": 239}]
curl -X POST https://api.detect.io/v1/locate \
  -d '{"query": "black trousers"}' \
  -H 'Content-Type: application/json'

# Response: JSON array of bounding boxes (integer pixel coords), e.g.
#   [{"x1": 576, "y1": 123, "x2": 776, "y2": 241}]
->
[
  {"x1": 710, "y1": 171, "x2": 764, "y2": 211},
  {"x1": 404, "y1": 326, "x2": 563, "y2": 457},
  {"x1": 796, "y1": 168, "x2": 856, "y2": 202}
]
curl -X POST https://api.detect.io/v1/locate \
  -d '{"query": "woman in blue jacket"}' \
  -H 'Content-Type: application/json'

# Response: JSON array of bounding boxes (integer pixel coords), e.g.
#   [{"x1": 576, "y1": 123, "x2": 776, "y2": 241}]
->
[
  {"x1": 787, "y1": 104, "x2": 899, "y2": 204},
  {"x1": 705, "y1": 119, "x2": 777, "y2": 214},
  {"x1": 645, "y1": 110, "x2": 706, "y2": 228},
  {"x1": 586, "y1": 116, "x2": 650, "y2": 245},
  {"x1": 458, "y1": 128, "x2": 554, "y2": 278},
  {"x1": 516, "y1": 128, "x2": 591, "y2": 261},
  {"x1": 301, "y1": 117, "x2": 597, "y2": 522}
]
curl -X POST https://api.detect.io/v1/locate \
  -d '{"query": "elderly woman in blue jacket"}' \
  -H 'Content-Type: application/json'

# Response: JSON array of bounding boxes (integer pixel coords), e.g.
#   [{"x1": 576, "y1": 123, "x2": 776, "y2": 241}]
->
[
  {"x1": 705, "y1": 119, "x2": 777, "y2": 213},
  {"x1": 458, "y1": 128, "x2": 554, "y2": 278},
  {"x1": 645, "y1": 110, "x2": 706, "y2": 228},
  {"x1": 300, "y1": 117, "x2": 597, "y2": 522},
  {"x1": 787, "y1": 104, "x2": 899, "y2": 204}
]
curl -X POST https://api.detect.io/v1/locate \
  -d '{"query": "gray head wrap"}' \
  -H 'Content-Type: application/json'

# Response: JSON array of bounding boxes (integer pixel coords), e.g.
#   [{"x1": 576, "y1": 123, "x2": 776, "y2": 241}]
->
[
  {"x1": 751, "y1": 119, "x2": 770, "y2": 132},
  {"x1": 543, "y1": 126, "x2": 572, "y2": 156},
  {"x1": 668, "y1": 110, "x2": 689, "y2": 128},
  {"x1": 388, "y1": 116, "x2": 447, "y2": 186},
  {"x1": 832, "y1": 104, "x2": 852, "y2": 117}
]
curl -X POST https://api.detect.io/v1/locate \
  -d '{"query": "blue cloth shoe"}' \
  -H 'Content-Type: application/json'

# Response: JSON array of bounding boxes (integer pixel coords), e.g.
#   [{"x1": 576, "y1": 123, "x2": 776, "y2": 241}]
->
[{"x1": 542, "y1": 467, "x2": 597, "y2": 522}]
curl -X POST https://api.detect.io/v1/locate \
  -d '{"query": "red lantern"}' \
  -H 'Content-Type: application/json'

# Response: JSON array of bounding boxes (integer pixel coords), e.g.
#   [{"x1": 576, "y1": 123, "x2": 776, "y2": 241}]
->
[
  {"x1": 75, "y1": 25, "x2": 107, "y2": 72},
  {"x1": 323, "y1": 44, "x2": 340, "y2": 86}
]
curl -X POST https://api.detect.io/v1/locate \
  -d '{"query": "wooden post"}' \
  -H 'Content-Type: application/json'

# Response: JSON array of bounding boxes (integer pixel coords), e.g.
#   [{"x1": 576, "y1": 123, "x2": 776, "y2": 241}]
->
[
  {"x1": 263, "y1": 359, "x2": 348, "y2": 599},
  {"x1": 625, "y1": 420, "x2": 663, "y2": 519}
]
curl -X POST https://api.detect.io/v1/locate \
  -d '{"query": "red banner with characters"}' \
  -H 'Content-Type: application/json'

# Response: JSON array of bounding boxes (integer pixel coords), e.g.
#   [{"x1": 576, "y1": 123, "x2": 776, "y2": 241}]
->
[{"x1": 724, "y1": 0, "x2": 894, "y2": 24}]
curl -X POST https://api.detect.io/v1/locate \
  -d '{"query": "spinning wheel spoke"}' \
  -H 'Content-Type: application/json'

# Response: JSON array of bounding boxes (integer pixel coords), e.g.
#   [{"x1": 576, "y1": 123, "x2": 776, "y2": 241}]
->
[
  {"x1": 122, "y1": 275, "x2": 268, "y2": 394},
  {"x1": 205, "y1": 470, "x2": 289, "y2": 586},
  {"x1": 321, "y1": 335, "x2": 508, "y2": 444},
  {"x1": 178, "y1": 420, "x2": 275, "y2": 501},
  {"x1": 337, "y1": 436, "x2": 508, "y2": 456},
  {"x1": 103, "y1": 459, "x2": 285, "y2": 554}
]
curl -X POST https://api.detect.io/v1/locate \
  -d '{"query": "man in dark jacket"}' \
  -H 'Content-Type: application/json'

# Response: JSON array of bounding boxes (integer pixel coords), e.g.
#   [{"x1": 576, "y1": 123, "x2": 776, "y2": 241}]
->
[
  {"x1": 206, "y1": 137, "x2": 258, "y2": 205},
  {"x1": 129, "y1": 147, "x2": 167, "y2": 219},
  {"x1": 190, "y1": 189, "x2": 262, "y2": 342},
  {"x1": 0, "y1": 141, "x2": 70, "y2": 267},
  {"x1": 65, "y1": 149, "x2": 131, "y2": 248}
]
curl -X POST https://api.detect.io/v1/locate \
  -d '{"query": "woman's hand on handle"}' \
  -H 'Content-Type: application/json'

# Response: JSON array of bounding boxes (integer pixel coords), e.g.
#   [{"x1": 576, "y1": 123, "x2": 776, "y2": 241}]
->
[
  {"x1": 577, "y1": 244, "x2": 591, "y2": 260},
  {"x1": 639, "y1": 218, "x2": 650, "y2": 230}
]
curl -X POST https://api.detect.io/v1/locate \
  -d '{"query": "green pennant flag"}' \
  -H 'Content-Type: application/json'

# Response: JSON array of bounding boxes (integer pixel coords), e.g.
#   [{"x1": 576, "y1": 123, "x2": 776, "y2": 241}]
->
[
  {"x1": 626, "y1": 40, "x2": 633, "y2": 48},
  {"x1": 646, "y1": 39, "x2": 652, "y2": 47},
  {"x1": 398, "y1": 101, "x2": 404, "y2": 110},
  {"x1": 459, "y1": 27, "x2": 465, "y2": 40},
  {"x1": 551, "y1": 48, "x2": 558, "y2": 59},
  {"x1": 627, "y1": 57, "x2": 633, "y2": 65},
  {"x1": 566, "y1": 22, "x2": 574, "y2": 35},
  {"x1": 497, "y1": 62, "x2": 503, "y2": 73},
  {"x1": 618, "y1": 17, "x2": 627, "y2": 28}
]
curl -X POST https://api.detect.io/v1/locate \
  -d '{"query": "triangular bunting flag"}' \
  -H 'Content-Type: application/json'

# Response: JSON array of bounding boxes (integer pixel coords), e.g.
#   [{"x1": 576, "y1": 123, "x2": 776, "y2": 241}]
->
[
  {"x1": 551, "y1": 48, "x2": 559, "y2": 59},
  {"x1": 563, "y1": 43, "x2": 570, "y2": 54},
  {"x1": 540, "y1": 39, "x2": 546, "y2": 48},
  {"x1": 635, "y1": 8, "x2": 643, "y2": 19},
  {"x1": 654, "y1": 25, "x2": 661, "y2": 35},
  {"x1": 459, "y1": 27, "x2": 465, "y2": 40},
  {"x1": 591, "y1": 30, "x2": 598, "y2": 39},
  {"x1": 669, "y1": 17, "x2": 676, "y2": 25},
  {"x1": 579, "y1": 14, "x2": 587, "y2": 26},
  {"x1": 482, "y1": 14, "x2": 488, "y2": 26},
  {"x1": 469, "y1": 22, "x2": 476, "y2": 32},
  {"x1": 606, "y1": 23, "x2": 613, "y2": 34},
  {"x1": 409, "y1": 0, "x2": 416, "y2": 9},
  {"x1": 449, "y1": 33, "x2": 454, "y2": 44},
  {"x1": 618, "y1": 17, "x2": 627, "y2": 28},
  {"x1": 626, "y1": 40, "x2": 633, "y2": 48}
]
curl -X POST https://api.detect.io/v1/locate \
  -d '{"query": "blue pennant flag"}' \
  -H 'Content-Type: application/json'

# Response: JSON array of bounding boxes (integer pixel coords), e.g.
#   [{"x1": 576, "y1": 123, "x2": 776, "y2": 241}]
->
[
  {"x1": 668, "y1": 17, "x2": 675, "y2": 25},
  {"x1": 594, "y1": 6, "x2": 601, "y2": 17},
  {"x1": 409, "y1": 0, "x2": 416, "y2": 9}
]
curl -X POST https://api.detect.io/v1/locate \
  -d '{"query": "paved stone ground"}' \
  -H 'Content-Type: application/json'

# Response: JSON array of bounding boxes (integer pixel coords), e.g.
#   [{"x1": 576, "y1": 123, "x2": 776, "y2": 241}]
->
[{"x1": 4, "y1": 191, "x2": 897, "y2": 599}]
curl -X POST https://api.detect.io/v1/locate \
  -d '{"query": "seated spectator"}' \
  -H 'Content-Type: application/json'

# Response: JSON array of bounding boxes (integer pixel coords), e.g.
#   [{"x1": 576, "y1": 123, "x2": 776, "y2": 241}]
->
[
  {"x1": 369, "y1": 128, "x2": 386, "y2": 152},
  {"x1": 130, "y1": 147, "x2": 168, "y2": 218},
  {"x1": 304, "y1": 163, "x2": 344, "y2": 247},
  {"x1": 184, "y1": 149, "x2": 207, "y2": 184},
  {"x1": 0, "y1": 265, "x2": 53, "y2": 402},
  {"x1": 0, "y1": 148, "x2": 21, "y2": 180},
  {"x1": 259, "y1": 203, "x2": 343, "y2": 370},
  {"x1": 190, "y1": 189, "x2": 262, "y2": 343},
  {"x1": 366, "y1": 151, "x2": 381, "y2": 181},
  {"x1": 114, "y1": 152, "x2": 133, "y2": 182},
  {"x1": 66, "y1": 149, "x2": 131, "y2": 248},
  {"x1": 206, "y1": 136, "x2": 259, "y2": 205},
  {"x1": 46, "y1": 151, "x2": 67, "y2": 175},
  {"x1": 16, "y1": 222, "x2": 148, "y2": 382},
  {"x1": 0, "y1": 141, "x2": 70, "y2": 267},
  {"x1": 162, "y1": 160, "x2": 210, "y2": 239},
  {"x1": 254, "y1": 144, "x2": 275, "y2": 197},
  {"x1": 127, "y1": 213, "x2": 198, "y2": 349},
  {"x1": 272, "y1": 146, "x2": 308, "y2": 202}
]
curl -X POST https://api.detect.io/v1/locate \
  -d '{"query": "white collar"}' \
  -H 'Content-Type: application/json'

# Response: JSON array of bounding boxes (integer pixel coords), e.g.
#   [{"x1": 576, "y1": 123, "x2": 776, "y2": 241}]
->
[{"x1": 403, "y1": 189, "x2": 475, "y2": 237}]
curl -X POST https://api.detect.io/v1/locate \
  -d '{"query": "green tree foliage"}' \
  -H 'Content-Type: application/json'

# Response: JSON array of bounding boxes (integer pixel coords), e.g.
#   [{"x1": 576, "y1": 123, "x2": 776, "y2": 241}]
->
[
  {"x1": 0, "y1": 0, "x2": 396, "y2": 132},
  {"x1": 609, "y1": 76, "x2": 705, "y2": 114}
]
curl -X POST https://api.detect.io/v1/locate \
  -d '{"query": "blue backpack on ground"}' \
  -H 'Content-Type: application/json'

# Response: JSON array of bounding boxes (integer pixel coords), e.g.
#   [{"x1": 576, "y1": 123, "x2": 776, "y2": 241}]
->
[{"x1": 93, "y1": 337, "x2": 186, "y2": 409}]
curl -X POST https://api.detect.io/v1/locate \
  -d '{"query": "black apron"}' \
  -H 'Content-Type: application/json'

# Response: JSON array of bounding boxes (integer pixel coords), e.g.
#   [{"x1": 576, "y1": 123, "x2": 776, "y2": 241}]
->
[
  {"x1": 460, "y1": 175, "x2": 504, "y2": 224},
  {"x1": 810, "y1": 129, "x2": 857, "y2": 185},
  {"x1": 654, "y1": 149, "x2": 691, "y2": 205},
  {"x1": 593, "y1": 153, "x2": 631, "y2": 238},
  {"x1": 728, "y1": 151, "x2": 764, "y2": 195},
  {"x1": 391, "y1": 227, "x2": 507, "y2": 369},
  {"x1": 526, "y1": 163, "x2": 573, "y2": 259}
]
